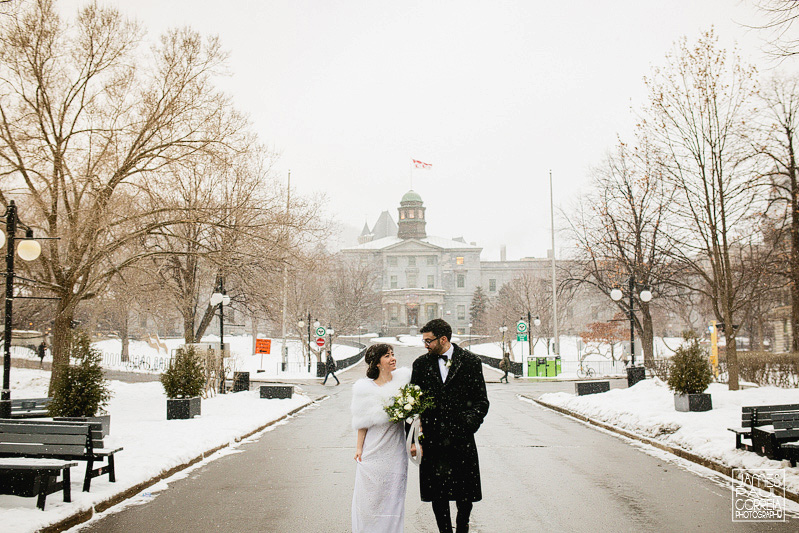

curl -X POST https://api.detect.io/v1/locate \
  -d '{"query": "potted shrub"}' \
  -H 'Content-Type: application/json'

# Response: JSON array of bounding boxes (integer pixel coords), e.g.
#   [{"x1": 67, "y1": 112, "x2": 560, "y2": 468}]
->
[
  {"x1": 161, "y1": 346, "x2": 205, "y2": 420},
  {"x1": 667, "y1": 335, "x2": 713, "y2": 412},
  {"x1": 48, "y1": 331, "x2": 113, "y2": 435}
]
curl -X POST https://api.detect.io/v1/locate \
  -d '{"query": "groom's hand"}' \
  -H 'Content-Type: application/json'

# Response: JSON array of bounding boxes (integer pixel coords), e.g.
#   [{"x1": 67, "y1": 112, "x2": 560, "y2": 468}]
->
[{"x1": 410, "y1": 444, "x2": 420, "y2": 458}]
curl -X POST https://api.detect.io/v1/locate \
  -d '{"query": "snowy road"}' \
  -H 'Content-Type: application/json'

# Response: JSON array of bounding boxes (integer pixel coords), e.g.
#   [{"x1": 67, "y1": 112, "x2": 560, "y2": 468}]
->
[{"x1": 75, "y1": 345, "x2": 793, "y2": 532}]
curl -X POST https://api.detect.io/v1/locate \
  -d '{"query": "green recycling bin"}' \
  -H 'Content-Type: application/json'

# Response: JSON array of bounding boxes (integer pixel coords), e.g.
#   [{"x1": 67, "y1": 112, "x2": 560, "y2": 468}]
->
[
  {"x1": 555, "y1": 356, "x2": 562, "y2": 375},
  {"x1": 536, "y1": 358, "x2": 547, "y2": 377},
  {"x1": 527, "y1": 357, "x2": 535, "y2": 377},
  {"x1": 546, "y1": 357, "x2": 557, "y2": 377}
]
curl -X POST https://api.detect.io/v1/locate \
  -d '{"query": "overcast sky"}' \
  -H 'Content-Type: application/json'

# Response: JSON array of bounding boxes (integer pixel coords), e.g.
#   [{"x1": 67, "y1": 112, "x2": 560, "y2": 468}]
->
[{"x1": 60, "y1": 1, "x2": 780, "y2": 260}]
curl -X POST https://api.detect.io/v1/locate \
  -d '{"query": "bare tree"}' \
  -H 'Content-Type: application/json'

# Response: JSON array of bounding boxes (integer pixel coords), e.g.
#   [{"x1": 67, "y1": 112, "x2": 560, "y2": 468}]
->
[
  {"x1": 641, "y1": 30, "x2": 763, "y2": 390},
  {"x1": 752, "y1": 1, "x2": 799, "y2": 57},
  {"x1": 0, "y1": 2, "x2": 250, "y2": 390},
  {"x1": 565, "y1": 136, "x2": 674, "y2": 366},
  {"x1": 326, "y1": 254, "x2": 382, "y2": 336}
]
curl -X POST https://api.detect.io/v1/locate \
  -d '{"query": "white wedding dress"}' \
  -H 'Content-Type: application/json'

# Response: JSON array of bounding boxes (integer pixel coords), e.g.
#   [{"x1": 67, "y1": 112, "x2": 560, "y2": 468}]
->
[{"x1": 350, "y1": 367, "x2": 411, "y2": 533}]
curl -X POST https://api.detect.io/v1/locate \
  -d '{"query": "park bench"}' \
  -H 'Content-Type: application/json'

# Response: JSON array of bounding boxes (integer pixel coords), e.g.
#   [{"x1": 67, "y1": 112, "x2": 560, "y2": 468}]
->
[
  {"x1": 0, "y1": 458, "x2": 78, "y2": 510},
  {"x1": 575, "y1": 380, "x2": 610, "y2": 396},
  {"x1": 727, "y1": 404, "x2": 799, "y2": 451},
  {"x1": 10, "y1": 397, "x2": 51, "y2": 419},
  {"x1": 0, "y1": 419, "x2": 122, "y2": 492},
  {"x1": 751, "y1": 410, "x2": 799, "y2": 463}
]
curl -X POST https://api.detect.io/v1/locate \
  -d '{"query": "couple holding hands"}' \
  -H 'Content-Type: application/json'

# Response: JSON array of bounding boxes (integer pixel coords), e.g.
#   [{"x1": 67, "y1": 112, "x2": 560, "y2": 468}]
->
[{"x1": 351, "y1": 319, "x2": 490, "y2": 533}]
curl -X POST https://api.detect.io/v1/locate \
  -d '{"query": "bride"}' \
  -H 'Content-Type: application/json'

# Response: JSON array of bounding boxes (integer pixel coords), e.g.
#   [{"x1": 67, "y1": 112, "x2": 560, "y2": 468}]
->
[{"x1": 351, "y1": 343, "x2": 411, "y2": 533}]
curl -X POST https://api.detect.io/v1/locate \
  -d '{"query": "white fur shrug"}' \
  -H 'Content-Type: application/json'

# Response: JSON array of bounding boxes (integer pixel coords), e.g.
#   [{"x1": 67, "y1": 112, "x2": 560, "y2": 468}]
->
[{"x1": 350, "y1": 367, "x2": 412, "y2": 430}]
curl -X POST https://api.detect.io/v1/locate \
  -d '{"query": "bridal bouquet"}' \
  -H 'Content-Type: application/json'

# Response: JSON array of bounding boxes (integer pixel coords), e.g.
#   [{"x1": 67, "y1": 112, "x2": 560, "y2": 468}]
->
[{"x1": 384, "y1": 384, "x2": 434, "y2": 423}]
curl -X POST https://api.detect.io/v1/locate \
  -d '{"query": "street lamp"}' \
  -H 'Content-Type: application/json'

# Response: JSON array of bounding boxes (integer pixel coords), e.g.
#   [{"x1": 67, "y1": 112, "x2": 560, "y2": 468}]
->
[
  {"x1": 610, "y1": 274, "x2": 652, "y2": 369},
  {"x1": 499, "y1": 324, "x2": 508, "y2": 359},
  {"x1": 327, "y1": 324, "x2": 335, "y2": 361},
  {"x1": 210, "y1": 280, "x2": 231, "y2": 394},
  {"x1": 468, "y1": 322, "x2": 472, "y2": 338},
  {"x1": 1, "y1": 201, "x2": 43, "y2": 418}
]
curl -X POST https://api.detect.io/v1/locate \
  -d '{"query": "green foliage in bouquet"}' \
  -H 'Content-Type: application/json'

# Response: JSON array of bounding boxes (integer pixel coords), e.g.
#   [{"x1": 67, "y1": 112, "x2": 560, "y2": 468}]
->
[
  {"x1": 667, "y1": 334, "x2": 713, "y2": 395},
  {"x1": 384, "y1": 384, "x2": 435, "y2": 423},
  {"x1": 161, "y1": 346, "x2": 205, "y2": 399},
  {"x1": 48, "y1": 331, "x2": 112, "y2": 417}
]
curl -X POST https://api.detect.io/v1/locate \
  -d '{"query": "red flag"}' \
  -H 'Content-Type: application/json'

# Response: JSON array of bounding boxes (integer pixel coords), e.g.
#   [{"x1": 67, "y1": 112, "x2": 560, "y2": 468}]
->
[{"x1": 412, "y1": 159, "x2": 432, "y2": 169}]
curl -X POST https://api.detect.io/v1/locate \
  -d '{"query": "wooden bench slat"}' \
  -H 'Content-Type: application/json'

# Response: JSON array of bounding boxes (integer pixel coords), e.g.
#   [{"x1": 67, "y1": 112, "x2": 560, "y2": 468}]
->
[
  {"x1": 0, "y1": 423, "x2": 90, "y2": 435},
  {"x1": 0, "y1": 433, "x2": 86, "y2": 445},
  {"x1": 0, "y1": 443, "x2": 87, "y2": 455}
]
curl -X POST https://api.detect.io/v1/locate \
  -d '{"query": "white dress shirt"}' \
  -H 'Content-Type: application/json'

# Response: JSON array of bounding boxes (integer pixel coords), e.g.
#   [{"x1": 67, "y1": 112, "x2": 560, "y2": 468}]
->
[{"x1": 438, "y1": 344, "x2": 455, "y2": 382}]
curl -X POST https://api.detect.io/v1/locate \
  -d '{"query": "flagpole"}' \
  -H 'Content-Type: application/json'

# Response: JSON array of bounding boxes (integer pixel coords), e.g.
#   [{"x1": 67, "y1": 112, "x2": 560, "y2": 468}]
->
[
  {"x1": 281, "y1": 170, "x2": 291, "y2": 371},
  {"x1": 550, "y1": 169, "x2": 559, "y2": 355},
  {"x1": 409, "y1": 159, "x2": 413, "y2": 190}
]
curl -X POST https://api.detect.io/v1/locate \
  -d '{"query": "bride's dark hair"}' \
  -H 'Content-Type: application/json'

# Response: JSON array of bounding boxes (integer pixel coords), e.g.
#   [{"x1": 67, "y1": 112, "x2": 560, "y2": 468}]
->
[{"x1": 365, "y1": 343, "x2": 391, "y2": 379}]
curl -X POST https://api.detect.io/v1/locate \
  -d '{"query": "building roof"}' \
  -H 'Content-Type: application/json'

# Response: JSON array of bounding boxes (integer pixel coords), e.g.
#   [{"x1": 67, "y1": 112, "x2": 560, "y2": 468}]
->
[
  {"x1": 401, "y1": 190, "x2": 423, "y2": 203},
  {"x1": 343, "y1": 235, "x2": 481, "y2": 252},
  {"x1": 371, "y1": 210, "x2": 398, "y2": 239}
]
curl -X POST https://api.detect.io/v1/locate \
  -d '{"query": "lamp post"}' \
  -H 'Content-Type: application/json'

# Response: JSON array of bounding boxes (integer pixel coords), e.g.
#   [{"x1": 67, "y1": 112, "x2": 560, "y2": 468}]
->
[
  {"x1": 210, "y1": 279, "x2": 231, "y2": 394},
  {"x1": 327, "y1": 324, "x2": 335, "y2": 363},
  {"x1": 499, "y1": 324, "x2": 508, "y2": 360},
  {"x1": 1, "y1": 201, "x2": 43, "y2": 418},
  {"x1": 610, "y1": 274, "x2": 652, "y2": 374},
  {"x1": 468, "y1": 322, "x2": 472, "y2": 338},
  {"x1": 526, "y1": 311, "x2": 541, "y2": 357}
]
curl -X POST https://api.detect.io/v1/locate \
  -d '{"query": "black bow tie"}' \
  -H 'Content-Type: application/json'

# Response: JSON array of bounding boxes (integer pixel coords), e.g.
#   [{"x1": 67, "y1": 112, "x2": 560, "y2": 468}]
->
[{"x1": 438, "y1": 354, "x2": 449, "y2": 361}]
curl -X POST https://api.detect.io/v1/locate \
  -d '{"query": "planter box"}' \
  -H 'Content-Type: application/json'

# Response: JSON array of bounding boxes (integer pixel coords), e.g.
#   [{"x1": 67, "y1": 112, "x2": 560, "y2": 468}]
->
[
  {"x1": 233, "y1": 372, "x2": 250, "y2": 392},
  {"x1": 260, "y1": 385, "x2": 293, "y2": 399},
  {"x1": 627, "y1": 366, "x2": 646, "y2": 388},
  {"x1": 674, "y1": 393, "x2": 712, "y2": 412},
  {"x1": 575, "y1": 381, "x2": 610, "y2": 396},
  {"x1": 54, "y1": 414, "x2": 111, "y2": 437},
  {"x1": 167, "y1": 397, "x2": 202, "y2": 420}
]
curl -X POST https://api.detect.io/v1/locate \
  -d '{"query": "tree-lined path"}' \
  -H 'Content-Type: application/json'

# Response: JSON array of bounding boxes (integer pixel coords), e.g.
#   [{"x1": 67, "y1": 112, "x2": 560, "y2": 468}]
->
[{"x1": 79, "y1": 345, "x2": 792, "y2": 532}]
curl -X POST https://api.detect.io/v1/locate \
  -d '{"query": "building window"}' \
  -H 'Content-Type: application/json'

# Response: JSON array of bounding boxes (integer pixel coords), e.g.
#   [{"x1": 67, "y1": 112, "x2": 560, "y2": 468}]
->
[
  {"x1": 427, "y1": 256, "x2": 435, "y2": 266},
  {"x1": 426, "y1": 304, "x2": 437, "y2": 320},
  {"x1": 427, "y1": 275, "x2": 434, "y2": 288},
  {"x1": 390, "y1": 305, "x2": 398, "y2": 319},
  {"x1": 408, "y1": 256, "x2": 416, "y2": 267},
  {"x1": 489, "y1": 279, "x2": 496, "y2": 292},
  {"x1": 456, "y1": 256, "x2": 464, "y2": 265},
  {"x1": 408, "y1": 210, "x2": 415, "y2": 219},
  {"x1": 457, "y1": 305, "x2": 466, "y2": 320},
  {"x1": 457, "y1": 274, "x2": 465, "y2": 288},
  {"x1": 388, "y1": 256, "x2": 397, "y2": 267},
  {"x1": 400, "y1": 212, "x2": 405, "y2": 220},
  {"x1": 418, "y1": 209, "x2": 424, "y2": 219},
  {"x1": 407, "y1": 273, "x2": 417, "y2": 287},
  {"x1": 391, "y1": 276, "x2": 397, "y2": 289}
]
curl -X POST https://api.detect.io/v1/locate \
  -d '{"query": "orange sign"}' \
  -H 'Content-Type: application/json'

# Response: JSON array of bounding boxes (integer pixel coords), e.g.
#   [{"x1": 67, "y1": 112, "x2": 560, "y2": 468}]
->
[{"x1": 255, "y1": 338, "x2": 271, "y2": 354}]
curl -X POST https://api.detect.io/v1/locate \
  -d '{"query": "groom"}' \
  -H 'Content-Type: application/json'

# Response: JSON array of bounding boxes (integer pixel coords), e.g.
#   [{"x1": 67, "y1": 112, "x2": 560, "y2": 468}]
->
[{"x1": 411, "y1": 319, "x2": 489, "y2": 533}]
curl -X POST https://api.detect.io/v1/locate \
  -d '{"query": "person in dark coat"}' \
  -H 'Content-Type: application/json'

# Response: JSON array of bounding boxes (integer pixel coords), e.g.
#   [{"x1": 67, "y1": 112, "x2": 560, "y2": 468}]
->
[
  {"x1": 411, "y1": 319, "x2": 489, "y2": 533},
  {"x1": 37, "y1": 341, "x2": 47, "y2": 368},
  {"x1": 322, "y1": 350, "x2": 340, "y2": 385},
  {"x1": 499, "y1": 352, "x2": 510, "y2": 383}
]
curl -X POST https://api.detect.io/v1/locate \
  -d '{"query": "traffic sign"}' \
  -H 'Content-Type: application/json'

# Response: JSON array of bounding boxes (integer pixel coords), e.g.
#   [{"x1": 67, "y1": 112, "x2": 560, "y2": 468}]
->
[
  {"x1": 517, "y1": 334, "x2": 528, "y2": 342},
  {"x1": 316, "y1": 337, "x2": 325, "y2": 347},
  {"x1": 255, "y1": 338, "x2": 271, "y2": 354},
  {"x1": 516, "y1": 321, "x2": 528, "y2": 333},
  {"x1": 315, "y1": 326, "x2": 327, "y2": 337}
]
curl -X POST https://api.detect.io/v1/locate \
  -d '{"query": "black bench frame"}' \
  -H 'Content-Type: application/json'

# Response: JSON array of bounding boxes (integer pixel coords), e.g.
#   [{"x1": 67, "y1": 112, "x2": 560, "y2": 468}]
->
[
  {"x1": 771, "y1": 411, "x2": 799, "y2": 466},
  {"x1": 0, "y1": 419, "x2": 122, "y2": 492},
  {"x1": 727, "y1": 404, "x2": 799, "y2": 451},
  {"x1": 0, "y1": 459, "x2": 77, "y2": 510}
]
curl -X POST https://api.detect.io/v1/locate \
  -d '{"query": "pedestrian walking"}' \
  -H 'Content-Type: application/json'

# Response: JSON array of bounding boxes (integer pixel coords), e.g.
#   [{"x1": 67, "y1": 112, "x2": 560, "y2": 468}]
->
[
  {"x1": 322, "y1": 350, "x2": 340, "y2": 385},
  {"x1": 37, "y1": 340, "x2": 47, "y2": 368},
  {"x1": 412, "y1": 318, "x2": 490, "y2": 533},
  {"x1": 499, "y1": 352, "x2": 510, "y2": 383}
]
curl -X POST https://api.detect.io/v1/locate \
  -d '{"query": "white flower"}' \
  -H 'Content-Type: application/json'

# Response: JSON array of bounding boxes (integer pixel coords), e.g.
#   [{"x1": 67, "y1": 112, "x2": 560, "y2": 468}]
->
[
  {"x1": 414, "y1": 385, "x2": 421, "y2": 390},
  {"x1": 408, "y1": 397, "x2": 415, "y2": 405},
  {"x1": 404, "y1": 403, "x2": 413, "y2": 411}
]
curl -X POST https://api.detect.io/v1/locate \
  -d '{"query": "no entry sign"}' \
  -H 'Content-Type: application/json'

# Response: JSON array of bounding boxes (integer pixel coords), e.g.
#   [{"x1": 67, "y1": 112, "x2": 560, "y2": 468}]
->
[{"x1": 316, "y1": 337, "x2": 325, "y2": 347}]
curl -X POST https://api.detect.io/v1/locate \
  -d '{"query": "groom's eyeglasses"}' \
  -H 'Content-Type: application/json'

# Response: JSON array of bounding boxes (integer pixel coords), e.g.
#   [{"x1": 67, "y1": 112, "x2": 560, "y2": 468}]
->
[{"x1": 423, "y1": 336, "x2": 440, "y2": 346}]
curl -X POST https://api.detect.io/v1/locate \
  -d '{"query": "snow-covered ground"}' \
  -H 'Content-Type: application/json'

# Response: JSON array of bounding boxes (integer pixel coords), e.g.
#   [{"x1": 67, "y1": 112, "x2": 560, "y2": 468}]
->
[
  {"x1": 2, "y1": 367, "x2": 314, "y2": 533},
  {"x1": 537, "y1": 378, "x2": 799, "y2": 499}
]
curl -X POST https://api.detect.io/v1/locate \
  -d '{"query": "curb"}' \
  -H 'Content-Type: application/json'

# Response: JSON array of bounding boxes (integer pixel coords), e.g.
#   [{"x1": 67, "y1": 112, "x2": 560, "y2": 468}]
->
[
  {"x1": 525, "y1": 395, "x2": 799, "y2": 506},
  {"x1": 40, "y1": 395, "x2": 328, "y2": 533}
]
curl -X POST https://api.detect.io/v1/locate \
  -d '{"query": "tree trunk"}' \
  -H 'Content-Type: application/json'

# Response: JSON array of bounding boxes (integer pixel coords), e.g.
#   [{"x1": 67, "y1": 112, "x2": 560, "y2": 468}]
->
[
  {"x1": 183, "y1": 308, "x2": 196, "y2": 344},
  {"x1": 121, "y1": 313, "x2": 129, "y2": 362},
  {"x1": 250, "y1": 316, "x2": 258, "y2": 355},
  {"x1": 641, "y1": 303, "x2": 655, "y2": 366},
  {"x1": 48, "y1": 305, "x2": 75, "y2": 396},
  {"x1": 194, "y1": 304, "x2": 215, "y2": 342},
  {"x1": 790, "y1": 145, "x2": 799, "y2": 353},
  {"x1": 724, "y1": 307, "x2": 740, "y2": 390}
]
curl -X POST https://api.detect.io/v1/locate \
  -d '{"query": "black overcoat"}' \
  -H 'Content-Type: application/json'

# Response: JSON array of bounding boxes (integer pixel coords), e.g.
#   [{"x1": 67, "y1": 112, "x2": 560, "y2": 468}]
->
[{"x1": 411, "y1": 343, "x2": 489, "y2": 502}]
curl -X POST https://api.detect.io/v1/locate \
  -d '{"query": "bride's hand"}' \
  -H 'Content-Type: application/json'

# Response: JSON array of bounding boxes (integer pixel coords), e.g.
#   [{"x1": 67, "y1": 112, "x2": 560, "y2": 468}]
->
[
  {"x1": 354, "y1": 449, "x2": 363, "y2": 462},
  {"x1": 410, "y1": 444, "x2": 420, "y2": 458}
]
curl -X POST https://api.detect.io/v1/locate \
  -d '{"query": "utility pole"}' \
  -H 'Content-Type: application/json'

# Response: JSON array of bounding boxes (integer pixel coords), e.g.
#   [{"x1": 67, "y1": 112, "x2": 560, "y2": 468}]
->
[
  {"x1": 550, "y1": 170, "x2": 559, "y2": 355},
  {"x1": 281, "y1": 171, "x2": 291, "y2": 371}
]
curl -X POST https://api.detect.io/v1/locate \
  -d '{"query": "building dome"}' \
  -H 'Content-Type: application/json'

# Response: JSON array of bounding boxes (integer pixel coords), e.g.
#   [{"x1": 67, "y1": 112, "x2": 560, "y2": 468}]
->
[{"x1": 401, "y1": 190, "x2": 423, "y2": 204}]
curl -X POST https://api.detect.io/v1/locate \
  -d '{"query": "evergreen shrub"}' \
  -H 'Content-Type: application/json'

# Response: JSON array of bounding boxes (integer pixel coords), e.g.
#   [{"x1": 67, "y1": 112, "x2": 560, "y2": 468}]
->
[
  {"x1": 161, "y1": 346, "x2": 205, "y2": 399},
  {"x1": 48, "y1": 331, "x2": 112, "y2": 417},
  {"x1": 667, "y1": 334, "x2": 713, "y2": 395}
]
